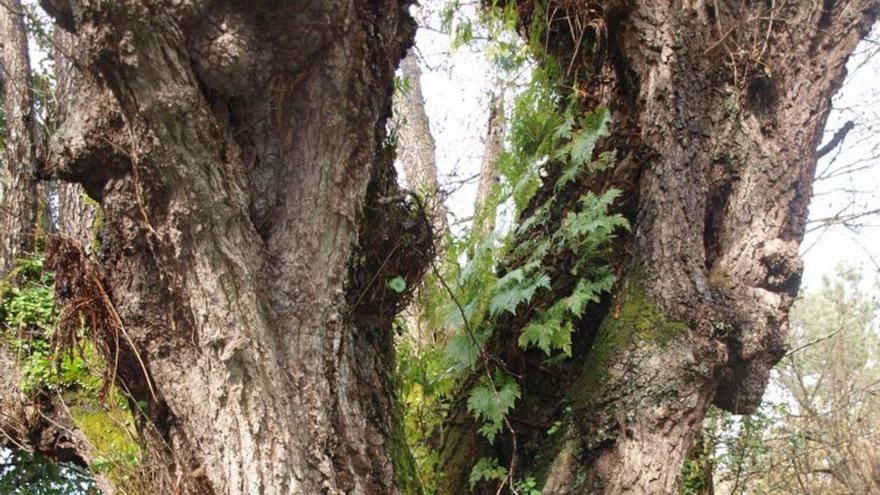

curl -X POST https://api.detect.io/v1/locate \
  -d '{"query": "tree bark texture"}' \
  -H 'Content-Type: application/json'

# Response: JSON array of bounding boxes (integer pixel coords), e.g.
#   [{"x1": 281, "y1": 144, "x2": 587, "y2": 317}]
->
[
  {"x1": 394, "y1": 48, "x2": 450, "y2": 238},
  {"x1": 37, "y1": 1, "x2": 425, "y2": 493},
  {"x1": 473, "y1": 90, "x2": 505, "y2": 237},
  {"x1": 51, "y1": 26, "x2": 97, "y2": 251},
  {"x1": 0, "y1": 0, "x2": 39, "y2": 273},
  {"x1": 439, "y1": 1, "x2": 877, "y2": 493}
]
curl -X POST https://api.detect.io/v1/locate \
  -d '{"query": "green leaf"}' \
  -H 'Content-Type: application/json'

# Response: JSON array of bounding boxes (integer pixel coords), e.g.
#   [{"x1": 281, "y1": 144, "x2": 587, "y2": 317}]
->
[
  {"x1": 469, "y1": 457, "x2": 508, "y2": 489},
  {"x1": 467, "y1": 373, "x2": 521, "y2": 443},
  {"x1": 446, "y1": 331, "x2": 480, "y2": 370},
  {"x1": 518, "y1": 317, "x2": 572, "y2": 356},
  {"x1": 570, "y1": 107, "x2": 610, "y2": 167},
  {"x1": 386, "y1": 276, "x2": 406, "y2": 294},
  {"x1": 563, "y1": 277, "x2": 615, "y2": 318},
  {"x1": 489, "y1": 271, "x2": 550, "y2": 317}
]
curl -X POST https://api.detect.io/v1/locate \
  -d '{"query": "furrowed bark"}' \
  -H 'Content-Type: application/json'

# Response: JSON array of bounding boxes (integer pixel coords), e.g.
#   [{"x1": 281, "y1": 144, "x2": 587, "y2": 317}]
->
[
  {"x1": 439, "y1": 1, "x2": 877, "y2": 493},
  {"x1": 473, "y1": 90, "x2": 505, "y2": 237},
  {"x1": 395, "y1": 48, "x2": 450, "y2": 238},
  {"x1": 0, "y1": 0, "x2": 39, "y2": 273},
  {"x1": 51, "y1": 27, "x2": 97, "y2": 251},
  {"x1": 40, "y1": 1, "x2": 425, "y2": 493}
]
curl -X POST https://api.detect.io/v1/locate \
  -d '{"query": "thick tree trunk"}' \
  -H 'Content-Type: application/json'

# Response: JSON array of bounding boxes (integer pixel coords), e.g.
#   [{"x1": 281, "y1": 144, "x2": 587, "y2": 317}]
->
[
  {"x1": 0, "y1": 0, "x2": 39, "y2": 273},
  {"x1": 51, "y1": 27, "x2": 97, "y2": 251},
  {"x1": 439, "y1": 1, "x2": 877, "y2": 493},
  {"x1": 37, "y1": 1, "x2": 424, "y2": 493}
]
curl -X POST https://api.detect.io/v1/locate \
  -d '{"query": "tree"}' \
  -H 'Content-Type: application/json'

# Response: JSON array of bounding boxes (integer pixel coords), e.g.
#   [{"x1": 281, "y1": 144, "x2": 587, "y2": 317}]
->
[
  {"x1": 0, "y1": 1, "x2": 876, "y2": 495},
  {"x1": 5, "y1": 0, "x2": 428, "y2": 493},
  {"x1": 395, "y1": 48, "x2": 450, "y2": 239},
  {"x1": 0, "y1": 0, "x2": 39, "y2": 272},
  {"x1": 473, "y1": 89, "x2": 505, "y2": 238},
  {"x1": 436, "y1": 1, "x2": 878, "y2": 493},
  {"x1": 708, "y1": 267, "x2": 880, "y2": 495}
]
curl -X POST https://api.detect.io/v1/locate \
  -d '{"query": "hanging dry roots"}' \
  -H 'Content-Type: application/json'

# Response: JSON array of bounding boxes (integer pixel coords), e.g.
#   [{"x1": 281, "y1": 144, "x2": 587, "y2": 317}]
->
[{"x1": 44, "y1": 234, "x2": 154, "y2": 402}]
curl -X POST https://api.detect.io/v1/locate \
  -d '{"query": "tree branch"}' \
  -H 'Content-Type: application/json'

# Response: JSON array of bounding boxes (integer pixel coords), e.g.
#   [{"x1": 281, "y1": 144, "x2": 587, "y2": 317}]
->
[{"x1": 817, "y1": 120, "x2": 855, "y2": 158}]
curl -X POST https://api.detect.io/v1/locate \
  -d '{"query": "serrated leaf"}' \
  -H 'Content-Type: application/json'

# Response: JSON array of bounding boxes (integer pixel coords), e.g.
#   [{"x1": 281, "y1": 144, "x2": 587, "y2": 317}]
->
[
  {"x1": 569, "y1": 107, "x2": 610, "y2": 167},
  {"x1": 446, "y1": 331, "x2": 480, "y2": 370},
  {"x1": 555, "y1": 158, "x2": 583, "y2": 190},
  {"x1": 489, "y1": 272, "x2": 551, "y2": 317},
  {"x1": 518, "y1": 317, "x2": 572, "y2": 356},
  {"x1": 469, "y1": 457, "x2": 508, "y2": 489},
  {"x1": 467, "y1": 374, "x2": 521, "y2": 443}
]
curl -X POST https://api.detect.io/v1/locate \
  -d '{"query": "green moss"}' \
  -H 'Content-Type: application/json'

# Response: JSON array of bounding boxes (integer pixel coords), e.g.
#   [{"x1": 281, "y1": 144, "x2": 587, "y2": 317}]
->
[
  {"x1": 708, "y1": 267, "x2": 735, "y2": 291},
  {"x1": 388, "y1": 406, "x2": 422, "y2": 495},
  {"x1": 528, "y1": 271, "x2": 689, "y2": 489},
  {"x1": 573, "y1": 271, "x2": 687, "y2": 403},
  {"x1": 71, "y1": 407, "x2": 131, "y2": 455},
  {"x1": 70, "y1": 398, "x2": 141, "y2": 485},
  {"x1": 388, "y1": 347, "x2": 424, "y2": 495},
  {"x1": 83, "y1": 193, "x2": 103, "y2": 254}
]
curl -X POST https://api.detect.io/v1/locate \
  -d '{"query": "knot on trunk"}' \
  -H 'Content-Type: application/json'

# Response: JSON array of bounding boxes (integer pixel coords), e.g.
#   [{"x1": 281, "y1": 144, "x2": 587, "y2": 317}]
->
[
  {"x1": 710, "y1": 238, "x2": 802, "y2": 413},
  {"x1": 43, "y1": 76, "x2": 130, "y2": 200},
  {"x1": 758, "y1": 238, "x2": 803, "y2": 295}
]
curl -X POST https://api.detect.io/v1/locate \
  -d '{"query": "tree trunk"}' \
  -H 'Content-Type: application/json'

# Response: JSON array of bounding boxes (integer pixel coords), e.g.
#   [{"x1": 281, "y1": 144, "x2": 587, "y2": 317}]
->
[
  {"x1": 0, "y1": 0, "x2": 39, "y2": 273},
  {"x1": 36, "y1": 1, "x2": 424, "y2": 493},
  {"x1": 473, "y1": 90, "x2": 505, "y2": 237},
  {"x1": 51, "y1": 26, "x2": 97, "y2": 251},
  {"x1": 395, "y1": 48, "x2": 450, "y2": 238},
  {"x1": 439, "y1": 1, "x2": 877, "y2": 493}
]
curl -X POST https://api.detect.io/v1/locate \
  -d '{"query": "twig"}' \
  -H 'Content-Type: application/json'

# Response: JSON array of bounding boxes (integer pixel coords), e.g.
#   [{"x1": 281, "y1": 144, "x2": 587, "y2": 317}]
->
[{"x1": 817, "y1": 120, "x2": 855, "y2": 158}]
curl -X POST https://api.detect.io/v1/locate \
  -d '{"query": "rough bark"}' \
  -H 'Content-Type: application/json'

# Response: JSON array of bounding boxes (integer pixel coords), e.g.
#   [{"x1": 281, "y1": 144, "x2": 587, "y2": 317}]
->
[
  {"x1": 0, "y1": 0, "x2": 39, "y2": 273},
  {"x1": 394, "y1": 48, "x2": 450, "y2": 238},
  {"x1": 439, "y1": 1, "x2": 877, "y2": 493},
  {"x1": 473, "y1": 90, "x2": 505, "y2": 237},
  {"x1": 51, "y1": 27, "x2": 97, "y2": 251},
  {"x1": 36, "y1": 1, "x2": 424, "y2": 494}
]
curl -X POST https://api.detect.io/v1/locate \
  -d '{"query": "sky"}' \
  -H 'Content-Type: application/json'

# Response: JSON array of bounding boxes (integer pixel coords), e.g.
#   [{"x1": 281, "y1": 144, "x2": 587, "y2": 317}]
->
[{"x1": 404, "y1": 5, "x2": 880, "y2": 292}]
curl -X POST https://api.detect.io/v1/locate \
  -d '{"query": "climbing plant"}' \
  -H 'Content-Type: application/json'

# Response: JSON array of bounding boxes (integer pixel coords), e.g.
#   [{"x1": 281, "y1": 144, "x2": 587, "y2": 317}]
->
[{"x1": 395, "y1": 3, "x2": 629, "y2": 491}]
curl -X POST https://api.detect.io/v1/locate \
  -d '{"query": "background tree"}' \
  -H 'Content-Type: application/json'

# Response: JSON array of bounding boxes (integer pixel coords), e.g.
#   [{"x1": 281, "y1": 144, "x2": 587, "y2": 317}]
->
[
  {"x1": 0, "y1": 0, "x2": 39, "y2": 271},
  {"x1": 706, "y1": 267, "x2": 880, "y2": 495}
]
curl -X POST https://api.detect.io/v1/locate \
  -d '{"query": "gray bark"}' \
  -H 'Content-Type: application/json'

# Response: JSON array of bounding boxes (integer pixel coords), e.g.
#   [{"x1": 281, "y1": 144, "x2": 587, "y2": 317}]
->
[
  {"x1": 394, "y1": 48, "x2": 450, "y2": 238},
  {"x1": 473, "y1": 90, "x2": 505, "y2": 237},
  {"x1": 0, "y1": 0, "x2": 39, "y2": 273},
  {"x1": 51, "y1": 27, "x2": 97, "y2": 251},
  {"x1": 35, "y1": 1, "x2": 424, "y2": 493},
  {"x1": 439, "y1": 1, "x2": 878, "y2": 493}
]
